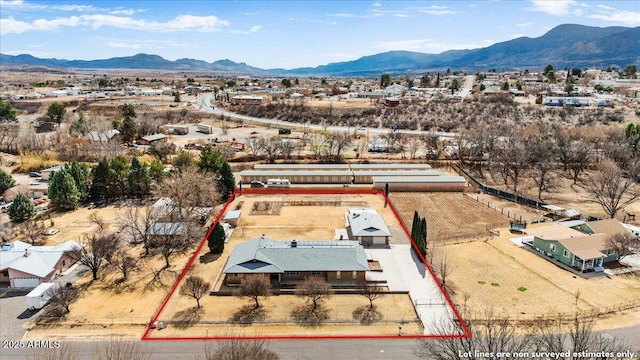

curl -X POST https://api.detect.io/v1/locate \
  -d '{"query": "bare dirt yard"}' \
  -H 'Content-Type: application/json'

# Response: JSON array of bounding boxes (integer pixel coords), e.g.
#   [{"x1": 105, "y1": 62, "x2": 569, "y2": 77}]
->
[
  {"x1": 389, "y1": 192, "x2": 511, "y2": 241},
  {"x1": 150, "y1": 193, "x2": 422, "y2": 338}
]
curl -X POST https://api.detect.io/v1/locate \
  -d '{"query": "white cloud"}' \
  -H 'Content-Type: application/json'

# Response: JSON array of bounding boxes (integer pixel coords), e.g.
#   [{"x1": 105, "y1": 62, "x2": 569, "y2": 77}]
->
[
  {"x1": 589, "y1": 8, "x2": 640, "y2": 25},
  {"x1": 377, "y1": 39, "x2": 433, "y2": 51},
  {"x1": 413, "y1": 6, "x2": 457, "y2": 15},
  {"x1": 0, "y1": 16, "x2": 80, "y2": 35},
  {"x1": 510, "y1": 33, "x2": 526, "y2": 39},
  {"x1": 110, "y1": 9, "x2": 136, "y2": 16},
  {"x1": 108, "y1": 41, "x2": 141, "y2": 49},
  {"x1": 51, "y1": 4, "x2": 97, "y2": 12},
  {"x1": 373, "y1": 1, "x2": 382, "y2": 7},
  {"x1": 230, "y1": 25, "x2": 262, "y2": 34},
  {"x1": 516, "y1": 22, "x2": 534, "y2": 27},
  {"x1": 376, "y1": 38, "x2": 492, "y2": 52},
  {"x1": 528, "y1": 0, "x2": 577, "y2": 16},
  {"x1": 1, "y1": 13, "x2": 230, "y2": 34}
]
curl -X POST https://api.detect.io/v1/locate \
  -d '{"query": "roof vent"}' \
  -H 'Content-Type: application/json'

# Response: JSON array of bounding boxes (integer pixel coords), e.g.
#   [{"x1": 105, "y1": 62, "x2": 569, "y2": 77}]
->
[{"x1": 291, "y1": 240, "x2": 297, "y2": 248}]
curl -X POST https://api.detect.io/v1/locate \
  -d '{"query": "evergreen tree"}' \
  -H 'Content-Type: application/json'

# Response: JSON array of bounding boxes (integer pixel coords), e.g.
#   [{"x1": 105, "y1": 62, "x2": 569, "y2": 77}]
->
[
  {"x1": 148, "y1": 159, "x2": 166, "y2": 182},
  {"x1": 0, "y1": 168, "x2": 16, "y2": 194},
  {"x1": 0, "y1": 99, "x2": 17, "y2": 122},
  {"x1": 49, "y1": 169, "x2": 81, "y2": 211},
  {"x1": 197, "y1": 146, "x2": 224, "y2": 174},
  {"x1": 66, "y1": 162, "x2": 89, "y2": 202},
  {"x1": 208, "y1": 223, "x2": 226, "y2": 253},
  {"x1": 109, "y1": 155, "x2": 130, "y2": 198},
  {"x1": 218, "y1": 161, "x2": 235, "y2": 201},
  {"x1": 128, "y1": 157, "x2": 150, "y2": 198},
  {"x1": 90, "y1": 159, "x2": 111, "y2": 201},
  {"x1": 7, "y1": 192, "x2": 35, "y2": 222},
  {"x1": 46, "y1": 102, "x2": 66, "y2": 126},
  {"x1": 120, "y1": 115, "x2": 137, "y2": 143}
]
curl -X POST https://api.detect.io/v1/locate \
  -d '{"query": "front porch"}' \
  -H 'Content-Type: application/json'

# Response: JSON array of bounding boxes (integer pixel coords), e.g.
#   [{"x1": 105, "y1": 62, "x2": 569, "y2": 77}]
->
[{"x1": 522, "y1": 244, "x2": 607, "y2": 279}]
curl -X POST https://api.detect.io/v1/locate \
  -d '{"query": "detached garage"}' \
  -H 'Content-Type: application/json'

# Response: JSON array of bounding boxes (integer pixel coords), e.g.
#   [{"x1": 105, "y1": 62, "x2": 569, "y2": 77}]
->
[{"x1": 345, "y1": 208, "x2": 391, "y2": 246}]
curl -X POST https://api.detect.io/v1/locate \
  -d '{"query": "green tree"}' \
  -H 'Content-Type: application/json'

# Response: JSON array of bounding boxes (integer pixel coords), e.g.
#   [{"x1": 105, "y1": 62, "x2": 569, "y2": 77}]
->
[
  {"x1": 120, "y1": 116, "x2": 137, "y2": 144},
  {"x1": 208, "y1": 223, "x2": 225, "y2": 253},
  {"x1": 501, "y1": 82, "x2": 510, "y2": 91},
  {"x1": 66, "y1": 162, "x2": 89, "y2": 202},
  {"x1": 7, "y1": 192, "x2": 35, "y2": 222},
  {"x1": 0, "y1": 99, "x2": 17, "y2": 122},
  {"x1": 281, "y1": 78, "x2": 292, "y2": 88},
  {"x1": 128, "y1": 157, "x2": 150, "y2": 198},
  {"x1": 407, "y1": 78, "x2": 414, "y2": 88},
  {"x1": 173, "y1": 91, "x2": 181, "y2": 103},
  {"x1": 624, "y1": 122, "x2": 640, "y2": 157},
  {"x1": 420, "y1": 74, "x2": 430, "y2": 88},
  {"x1": 197, "y1": 146, "x2": 225, "y2": 174},
  {"x1": 172, "y1": 151, "x2": 195, "y2": 170},
  {"x1": 0, "y1": 168, "x2": 16, "y2": 194},
  {"x1": 564, "y1": 83, "x2": 575, "y2": 95},
  {"x1": 435, "y1": 73, "x2": 440, "y2": 87},
  {"x1": 121, "y1": 103, "x2": 137, "y2": 119},
  {"x1": 49, "y1": 169, "x2": 81, "y2": 211},
  {"x1": 47, "y1": 102, "x2": 66, "y2": 126},
  {"x1": 89, "y1": 159, "x2": 111, "y2": 201},
  {"x1": 69, "y1": 111, "x2": 89, "y2": 136},
  {"x1": 109, "y1": 155, "x2": 130, "y2": 198},
  {"x1": 622, "y1": 65, "x2": 637, "y2": 79},
  {"x1": 571, "y1": 68, "x2": 582, "y2": 77},
  {"x1": 449, "y1": 79, "x2": 460, "y2": 92},
  {"x1": 148, "y1": 159, "x2": 166, "y2": 182},
  {"x1": 380, "y1": 73, "x2": 392, "y2": 88},
  {"x1": 546, "y1": 70, "x2": 556, "y2": 83},
  {"x1": 218, "y1": 161, "x2": 235, "y2": 201},
  {"x1": 543, "y1": 64, "x2": 554, "y2": 76}
]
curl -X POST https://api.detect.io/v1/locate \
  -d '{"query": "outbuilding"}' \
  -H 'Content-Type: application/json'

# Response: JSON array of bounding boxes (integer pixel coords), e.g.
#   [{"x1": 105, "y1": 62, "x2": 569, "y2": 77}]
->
[{"x1": 223, "y1": 210, "x2": 242, "y2": 227}]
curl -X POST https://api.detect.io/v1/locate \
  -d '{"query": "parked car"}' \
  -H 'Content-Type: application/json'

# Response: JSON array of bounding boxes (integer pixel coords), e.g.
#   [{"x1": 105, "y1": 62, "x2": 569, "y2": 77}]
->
[
  {"x1": 45, "y1": 229, "x2": 59, "y2": 236},
  {"x1": 0, "y1": 203, "x2": 12, "y2": 213},
  {"x1": 29, "y1": 172, "x2": 42, "y2": 178},
  {"x1": 35, "y1": 206, "x2": 48, "y2": 212},
  {"x1": 250, "y1": 180, "x2": 265, "y2": 188}
]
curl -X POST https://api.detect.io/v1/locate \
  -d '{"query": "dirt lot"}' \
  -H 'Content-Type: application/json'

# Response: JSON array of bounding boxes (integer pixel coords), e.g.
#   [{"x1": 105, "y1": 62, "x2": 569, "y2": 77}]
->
[
  {"x1": 152, "y1": 193, "x2": 421, "y2": 338},
  {"x1": 389, "y1": 192, "x2": 510, "y2": 241}
]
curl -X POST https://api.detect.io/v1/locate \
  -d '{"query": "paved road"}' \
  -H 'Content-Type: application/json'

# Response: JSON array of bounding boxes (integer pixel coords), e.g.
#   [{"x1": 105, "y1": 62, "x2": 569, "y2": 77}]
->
[
  {"x1": 0, "y1": 338, "x2": 419, "y2": 359},
  {"x1": 458, "y1": 75, "x2": 476, "y2": 99},
  {"x1": 195, "y1": 93, "x2": 458, "y2": 139}
]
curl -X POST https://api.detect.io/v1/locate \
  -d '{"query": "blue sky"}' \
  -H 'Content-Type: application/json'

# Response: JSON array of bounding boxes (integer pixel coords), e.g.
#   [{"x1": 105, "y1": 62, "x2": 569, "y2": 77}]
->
[{"x1": 1, "y1": 0, "x2": 638, "y2": 69}]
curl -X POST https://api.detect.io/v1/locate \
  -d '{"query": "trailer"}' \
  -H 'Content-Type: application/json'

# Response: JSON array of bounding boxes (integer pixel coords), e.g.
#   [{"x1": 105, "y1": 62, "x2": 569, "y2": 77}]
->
[
  {"x1": 196, "y1": 123, "x2": 215, "y2": 134},
  {"x1": 26, "y1": 283, "x2": 55, "y2": 310}
]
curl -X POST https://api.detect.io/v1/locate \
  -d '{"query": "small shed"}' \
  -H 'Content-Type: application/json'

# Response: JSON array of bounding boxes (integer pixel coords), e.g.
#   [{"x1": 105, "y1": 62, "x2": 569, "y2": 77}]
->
[{"x1": 224, "y1": 210, "x2": 242, "y2": 227}]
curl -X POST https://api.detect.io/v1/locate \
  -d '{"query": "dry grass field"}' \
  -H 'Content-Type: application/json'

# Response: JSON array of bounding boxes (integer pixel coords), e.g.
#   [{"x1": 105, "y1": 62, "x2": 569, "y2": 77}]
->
[
  {"x1": 389, "y1": 192, "x2": 510, "y2": 241},
  {"x1": 151, "y1": 193, "x2": 422, "y2": 338},
  {"x1": 443, "y1": 231, "x2": 640, "y2": 321}
]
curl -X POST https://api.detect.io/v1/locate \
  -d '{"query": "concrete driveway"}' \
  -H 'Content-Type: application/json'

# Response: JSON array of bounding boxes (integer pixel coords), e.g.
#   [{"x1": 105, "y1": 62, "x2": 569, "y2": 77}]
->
[{"x1": 365, "y1": 244, "x2": 454, "y2": 335}]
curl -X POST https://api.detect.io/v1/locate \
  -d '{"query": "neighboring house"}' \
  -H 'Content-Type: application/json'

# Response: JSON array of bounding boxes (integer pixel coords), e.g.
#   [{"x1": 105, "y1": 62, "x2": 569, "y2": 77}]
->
[
  {"x1": 41, "y1": 165, "x2": 64, "y2": 181},
  {"x1": 345, "y1": 208, "x2": 391, "y2": 246},
  {"x1": 151, "y1": 197, "x2": 211, "y2": 221},
  {"x1": 526, "y1": 222, "x2": 622, "y2": 273},
  {"x1": 2, "y1": 185, "x2": 31, "y2": 203},
  {"x1": 148, "y1": 222, "x2": 186, "y2": 237},
  {"x1": 140, "y1": 133, "x2": 167, "y2": 145},
  {"x1": 0, "y1": 240, "x2": 82, "y2": 288},
  {"x1": 223, "y1": 236, "x2": 369, "y2": 287},
  {"x1": 229, "y1": 95, "x2": 265, "y2": 106}
]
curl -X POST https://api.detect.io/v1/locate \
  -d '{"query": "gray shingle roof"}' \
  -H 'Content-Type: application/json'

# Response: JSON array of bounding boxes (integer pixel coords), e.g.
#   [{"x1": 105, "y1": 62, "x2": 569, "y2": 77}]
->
[
  {"x1": 224, "y1": 237, "x2": 369, "y2": 274},
  {"x1": 347, "y1": 209, "x2": 391, "y2": 237}
]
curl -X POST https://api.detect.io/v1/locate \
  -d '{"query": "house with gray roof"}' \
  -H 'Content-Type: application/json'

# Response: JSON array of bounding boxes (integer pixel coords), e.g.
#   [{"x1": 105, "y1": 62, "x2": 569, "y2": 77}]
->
[
  {"x1": 223, "y1": 236, "x2": 369, "y2": 287},
  {"x1": 345, "y1": 208, "x2": 391, "y2": 246}
]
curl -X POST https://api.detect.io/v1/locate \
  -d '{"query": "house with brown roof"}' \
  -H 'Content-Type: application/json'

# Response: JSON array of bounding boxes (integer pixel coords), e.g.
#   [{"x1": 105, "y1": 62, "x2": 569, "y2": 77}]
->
[{"x1": 526, "y1": 221, "x2": 623, "y2": 273}]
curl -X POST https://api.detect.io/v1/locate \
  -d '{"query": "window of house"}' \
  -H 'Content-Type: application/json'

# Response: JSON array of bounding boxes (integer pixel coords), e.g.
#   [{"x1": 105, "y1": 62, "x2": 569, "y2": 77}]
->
[
  {"x1": 311, "y1": 271, "x2": 322, "y2": 276},
  {"x1": 1, "y1": 270, "x2": 8, "y2": 277},
  {"x1": 285, "y1": 272, "x2": 300, "y2": 276},
  {"x1": 336, "y1": 271, "x2": 341, "y2": 279},
  {"x1": 549, "y1": 244, "x2": 556, "y2": 252},
  {"x1": 563, "y1": 250, "x2": 570, "y2": 258}
]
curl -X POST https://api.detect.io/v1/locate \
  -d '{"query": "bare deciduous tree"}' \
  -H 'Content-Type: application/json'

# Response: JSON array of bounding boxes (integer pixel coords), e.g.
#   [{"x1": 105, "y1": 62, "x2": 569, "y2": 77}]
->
[
  {"x1": 199, "y1": 338, "x2": 279, "y2": 360},
  {"x1": 294, "y1": 276, "x2": 333, "y2": 313},
  {"x1": 585, "y1": 160, "x2": 640, "y2": 219},
  {"x1": 17, "y1": 218, "x2": 47, "y2": 245},
  {"x1": 29, "y1": 342, "x2": 79, "y2": 360},
  {"x1": 118, "y1": 203, "x2": 155, "y2": 256},
  {"x1": 47, "y1": 285, "x2": 78, "y2": 314},
  {"x1": 93, "y1": 337, "x2": 151, "y2": 360},
  {"x1": 180, "y1": 275, "x2": 211, "y2": 308},
  {"x1": 112, "y1": 248, "x2": 140, "y2": 280},
  {"x1": 355, "y1": 278, "x2": 385, "y2": 310},
  {"x1": 406, "y1": 136, "x2": 422, "y2": 160},
  {"x1": 606, "y1": 232, "x2": 639, "y2": 260},
  {"x1": 69, "y1": 232, "x2": 121, "y2": 280},
  {"x1": 238, "y1": 275, "x2": 271, "y2": 309}
]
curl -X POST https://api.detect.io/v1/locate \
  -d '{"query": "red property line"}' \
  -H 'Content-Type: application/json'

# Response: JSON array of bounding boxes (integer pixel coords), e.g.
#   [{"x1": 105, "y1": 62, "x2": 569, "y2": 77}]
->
[{"x1": 142, "y1": 188, "x2": 470, "y2": 341}]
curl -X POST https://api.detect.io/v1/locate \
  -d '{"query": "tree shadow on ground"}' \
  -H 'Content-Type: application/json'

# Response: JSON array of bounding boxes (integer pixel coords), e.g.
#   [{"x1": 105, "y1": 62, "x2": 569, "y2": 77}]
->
[
  {"x1": 199, "y1": 252, "x2": 221, "y2": 264},
  {"x1": 290, "y1": 303, "x2": 329, "y2": 327},
  {"x1": 108, "y1": 277, "x2": 137, "y2": 294},
  {"x1": 36, "y1": 305, "x2": 68, "y2": 324},
  {"x1": 228, "y1": 304, "x2": 266, "y2": 326},
  {"x1": 142, "y1": 268, "x2": 178, "y2": 293},
  {"x1": 352, "y1": 306, "x2": 383, "y2": 325},
  {"x1": 171, "y1": 306, "x2": 202, "y2": 329}
]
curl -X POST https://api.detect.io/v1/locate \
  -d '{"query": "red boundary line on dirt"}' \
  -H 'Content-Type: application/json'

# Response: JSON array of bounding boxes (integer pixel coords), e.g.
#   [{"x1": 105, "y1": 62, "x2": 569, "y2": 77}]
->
[{"x1": 141, "y1": 188, "x2": 471, "y2": 341}]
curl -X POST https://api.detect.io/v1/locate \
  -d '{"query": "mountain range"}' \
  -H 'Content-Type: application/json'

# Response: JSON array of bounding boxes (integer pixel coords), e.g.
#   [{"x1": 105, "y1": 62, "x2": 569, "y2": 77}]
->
[{"x1": 1, "y1": 24, "x2": 638, "y2": 76}]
